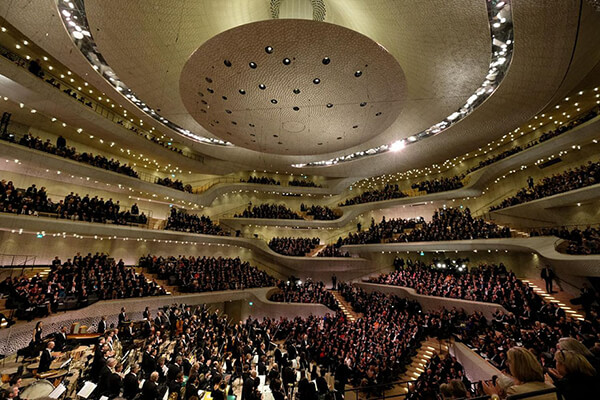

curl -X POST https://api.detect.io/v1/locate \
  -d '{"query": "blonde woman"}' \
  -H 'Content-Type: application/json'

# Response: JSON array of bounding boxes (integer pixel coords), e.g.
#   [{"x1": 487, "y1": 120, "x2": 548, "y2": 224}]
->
[
  {"x1": 547, "y1": 349, "x2": 597, "y2": 399},
  {"x1": 483, "y1": 347, "x2": 557, "y2": 400}
]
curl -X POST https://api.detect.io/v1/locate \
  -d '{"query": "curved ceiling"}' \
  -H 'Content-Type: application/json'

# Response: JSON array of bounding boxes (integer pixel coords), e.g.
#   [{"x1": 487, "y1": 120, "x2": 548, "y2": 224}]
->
[
  {"x1": 1, "y1": 0, "x2": 598, "y2": 178},
  {"x1": 180, "y1": 19, "x2": 406, "y2": 155}
]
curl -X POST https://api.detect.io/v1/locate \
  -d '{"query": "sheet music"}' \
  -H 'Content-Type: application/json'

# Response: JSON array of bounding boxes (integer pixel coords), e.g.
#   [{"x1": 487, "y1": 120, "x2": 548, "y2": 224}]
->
[
  {"x1": 252, "y1": 355, "x2": 259, "y2": 364},
  {"x1": 99, "y1": 396, "x2": 109, "y2": 400},
  {"x1": 49, "y1": 383, "x2": 66, "y2": 398},
  {"x1": 259, "y1": 375, "x2": 266, "y2": 387},
  {"x1": 163, "y1": 389, "x2": 169, "y2": 400},
  {"x1": 139, "y1": 379, "x2": 145, "y2": 389},
  {"x1": 77, "y1": 381, "x2": 97, "y2": 398}
]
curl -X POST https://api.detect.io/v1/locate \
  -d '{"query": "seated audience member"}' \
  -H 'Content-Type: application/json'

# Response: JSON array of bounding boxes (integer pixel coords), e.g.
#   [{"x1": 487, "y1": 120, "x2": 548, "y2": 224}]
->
[
  {"x1": 482, "y1": 347, "x2": 557, "y2": 399},
  {"x1": 530, "y1": 226, "x2": 600, "y2": 255},
  {"x1": 547, "y1": 349, "x2": 597, "y2": 399},
  {"x1": 241, "y1": 176, "x2": 280, "y2": 185},
  {"x1": 317, "y1": 244, "x2": 351, "y2": 257},
  {"x1": 301, "y1": 204, "x2": 340, "y2": 220},
  {"x1": 411, "y1": 175, "x2": 464, "y2": 194}
]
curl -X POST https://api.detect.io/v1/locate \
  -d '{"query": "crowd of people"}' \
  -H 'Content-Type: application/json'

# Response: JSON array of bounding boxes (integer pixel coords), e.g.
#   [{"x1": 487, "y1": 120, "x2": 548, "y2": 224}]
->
[
  {"x1": 369, "y1": 259, "x2": 540, "y2": 312},
  {"x1": 337, "y1": 217, "x2": 424, "y2": 245},
  {"x1": 490, "y1": 160, "x2": 600, "y2": 211},
  {"x1": 339, "y1": 184, "x2": 407, "y2": 206},
  {"x1": 530, "y1": 226, "x2": 600, "y2": 255},
  {"x1": 336, "y1": 208, "x2": 510, "y2": 246},
  {"x1": 289, "y1": 179, "x2": 321, "y2": 188},
  {"x1": 411, "y1": 176, "x2": 464, "y2": 194},
  {"x1": 164, "y1": 208, "x2": 229, "y2": 236},
  {"x1": 241, "y1": 176, "x2": 280, "y2": 185},
  {"x1": 0, "y1": 179, "x2": 148, "y2": 225},
  {"x1": 139, "y1": 255, "x2": 276, "y2": 293},
  {"x1": 317, "y1": 244, "x2": 351, "y2": 258},
  {"x1": 269, "y1": 279, "x2": 339, "y2": 311},
  {"x1": 268, "y1": 237, "x2": 320, "y2": 256},
  {"x1": 0, "y1": 253, "x2": 165, "y2": 319},
  {"x1": 156, "y1": 177, "x2": 193, "y2": 193},
  {"x1": 465, "y1": 107, "x2": 599, "y2": 175},
  {"x1": 301, "y1": 204, "x2": 340, "y2": 220},
  {"x1": 1, "y1": 131, "x2": 139, "y2": 178},
  {"x1": 235, "y1": 204, "x2": 303, "y2": 219}
]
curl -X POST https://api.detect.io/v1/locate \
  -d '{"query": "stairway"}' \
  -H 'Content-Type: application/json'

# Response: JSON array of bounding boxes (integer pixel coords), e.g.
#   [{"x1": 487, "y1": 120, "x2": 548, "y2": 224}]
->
[
  {"x1": 396, "y1": 339, "x2": 449, "y2": 395},
  {"x1": 520, "y1": 278, "x2": 585, "y2": 320},
  {"x1": 330, "y1": 290, "x2": 361, "y2": 322},
  {"x1": 134, "y1": 267, "x2": 180, "y2": 296},
  {"x1": 309, "y1": 244, "x2": 327, "y2": 257}
]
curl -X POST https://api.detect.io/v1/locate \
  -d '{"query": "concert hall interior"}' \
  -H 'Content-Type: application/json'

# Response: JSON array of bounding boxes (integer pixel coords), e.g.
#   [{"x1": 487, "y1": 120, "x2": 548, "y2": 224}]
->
[{"x1": 1, "y1": 1, "x2": 600, "y2": 400}]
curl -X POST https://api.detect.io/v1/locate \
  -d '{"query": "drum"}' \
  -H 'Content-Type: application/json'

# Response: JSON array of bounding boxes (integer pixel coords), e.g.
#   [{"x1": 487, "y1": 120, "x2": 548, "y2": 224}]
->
[
  {"x1": 26, "y1": 362, "x2": 40, "y2": 371},
  {"x1": 20, "y1": 379, "x2": 54, "y2": 399}
]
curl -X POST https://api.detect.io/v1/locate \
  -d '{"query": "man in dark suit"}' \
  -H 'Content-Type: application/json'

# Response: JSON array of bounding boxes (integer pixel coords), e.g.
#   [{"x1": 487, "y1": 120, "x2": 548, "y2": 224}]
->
[
  {"x1": 541, "y1": 266, "x2": 555, "y2": 293},
  {"x1": 97, "y1": 316, "x2": 107, "y2": 334},
  {"x1": 38, "y1": 341, "x2": 55, "y2": 373},
  {"x1": 97, "y1": 358, "x2": 117, "y2": 396},
  {"x1": 242, "y1": 370, "x2": 257, "y2": 400},
  {"x1": 142, "y1": 371, "x2": 161, "y2": 400},
  {"x1": 167, "y1": 356, "x2": 183, "y2": 382},
  {"x1": 107, "y1": 363, "x2": 124, "y2": 398},
  {"x1": 54, "y1": 326, "x2": 68, "y2": 351},
  {"x1": 123, "y1": 363, "x2": 141, "y2": 399},
  {"x1": 118, "y1": 307, "x2": 128, "y2": 325}
]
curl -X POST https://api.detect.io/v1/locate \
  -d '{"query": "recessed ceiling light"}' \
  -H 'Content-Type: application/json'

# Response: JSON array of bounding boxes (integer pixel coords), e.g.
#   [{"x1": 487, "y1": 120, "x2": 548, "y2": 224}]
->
[
  {"x1": 360, "y1": 102, "x2": 367, "y2": 107},
  {"x1": 222, "y1": 96, "x2": 228, "y2": 100},
  {"x1": 207, "y1": 88, "x2": 214, "y2": 94},
  {"x1": 265, "y1": 46, "x2": 273, "y2": 54},
  {"x1": 293, "y1": 106, "x2": 300, "y2": 111},
  {"x1": 239, "y1": 89, "x2": 246, "y2": 95},
  {"x1": 326, "y1": 103, "x2": 333, "y2": 108},
  {"x1": 322, "y1": 57, "x2": 330, "y2": 65},
  {"x1": 224, "y1": 59, "x2": 232, "y2": 67},
  {"x1": 205, "y1": 77, "x2": 213, "y2": 83},
  {"x1": 354, "y1": 71, "x2": 362, "y2": 77},
  {"x1": 313, "y1": 78, "x2": 320, "y2": 84},
  {"x1": 293, "y1": 89, "x2": 301, "y2": 94},
  {"x1": 259, "y1": 84, "x2": 266, "y2": 90},
  {"x1": 271, "y1": 99, "x2": 278, "y2": 104},
  {"x1": 249, "y1": 62, "x2": 257, "y2": 69},
  {"x1": 283, "y1": 58, "x2": 291, "y2": 65}
]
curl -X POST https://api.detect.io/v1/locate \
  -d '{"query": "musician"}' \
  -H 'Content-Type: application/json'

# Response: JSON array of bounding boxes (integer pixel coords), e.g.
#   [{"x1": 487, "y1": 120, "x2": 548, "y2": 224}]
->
[
  {"x1": 169, "y1": 372, "x2": 185, "y2": 400},
  {"x1": 241, "y1": 370, "x2": 257, "y2": 400},
  {"x1": 38, "y1": 341, "x2": 55, "y2": 373},
  {"x1": 97, "y1": 357, "x2": 117, "y2": 395},
  {"x1": 107, "y1": 362, "x2": 124, "y2": 398},
  {"x1": 143, "y1": 306, "x2": 151, "y2": 320},
  {"x1": 97, "y1": 316, "x2": 107, "y2": 333},
  {"x1": 54, "y1": 326, "x2": 68, "y2": 351},
  {"x1": 142, "y1": 345, "x2": 157, "y2": 377},
  {"x1": 167, "y1": 356, "x2": 183, "y2": 382},
  {"x1": 142, "y1": 371, "x2": 161, "y2": 400},
  {"x1": 32, "y1": 321, "x2": 43, "y2": 345},
  {"x1": 123, "y1": 363, "x2": 141, "y2": 399},
  {"x1": 118, "y1": 307, "x2": 128, "y2": 325}
]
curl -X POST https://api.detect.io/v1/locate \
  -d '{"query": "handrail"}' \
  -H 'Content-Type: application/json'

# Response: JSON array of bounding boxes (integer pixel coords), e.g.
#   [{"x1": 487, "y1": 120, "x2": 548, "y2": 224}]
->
[{"x1": 507, "y1": 387, "x2": 561, "y2": 399}]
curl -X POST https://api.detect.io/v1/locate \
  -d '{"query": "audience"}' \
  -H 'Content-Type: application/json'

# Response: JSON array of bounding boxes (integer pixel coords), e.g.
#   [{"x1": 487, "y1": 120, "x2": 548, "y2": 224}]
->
[
  {"x1": 241, "y1": 176, "x2": 280, "y2": 185},
  {"x1": 139, "y1": 255, "x2": 276, "y2": 293},
  {"x1": 268, "y1": 237, "x2": 320, "y2": 256},
  {"x1": 301, "y1": 204, "x2": 340, "y2": 220},
  {"x1": 289, "y1": 179, "x2": 321, "y2": 188},
  {"x1": 0, "y1": 179, "x2": 147, "y2": 225},
  {"x1": 338, "y1": 216, "x2": 424, "y2": 245},
  {"x1": 270, "y1": 279, "x2": 339, "y2": 311},
  {"x1": 156, "y1": 177, "x2": 192, "y2": 193},
  {"x1": 530, "y1": 226, "x2": 600, "y2": 255},
  {"x1": 235, "y1": 204, "x2": 303, "y2": 220},
  {"x1": 1, "y1": 132, "x2": 139, "y2": 178},
  {"x1": 164, "y1": 207, "x2": 229, "y2": 236},
  {"x1": 339, "y1": 184, "x2": 407, "y2": 206},
  {"x1": 490, "y1": 160, "x2": 600, "y2": 211},
  {"x1": 411, "y1": 176, "x2": 464, "y2": 194},
  {"x1": 466, "y1": 107, "x2": 599, "y2": 175},
  {"x1": 336, "y1": 208, "x2": 510, "y2": 246},
  {"x1": 0, "y1": 253, "x2": 165, "y2": 319}
]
